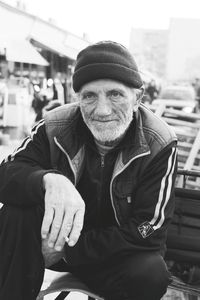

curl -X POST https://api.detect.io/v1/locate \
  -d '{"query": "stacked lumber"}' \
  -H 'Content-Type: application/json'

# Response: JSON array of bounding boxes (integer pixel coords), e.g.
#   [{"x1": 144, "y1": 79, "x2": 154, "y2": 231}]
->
[{"x1": 148, "y1": 103, "x2": 200, "y2": 189}]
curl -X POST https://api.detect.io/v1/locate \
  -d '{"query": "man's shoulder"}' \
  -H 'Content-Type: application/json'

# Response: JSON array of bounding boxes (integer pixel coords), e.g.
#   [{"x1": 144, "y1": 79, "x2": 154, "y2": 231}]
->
[
  {"x1": 44, "y1": 102, "x2": 80, "y2": 125},
  {"x1": 44, "y1": 102, "x2": 81, "y2": 142},
  {"x1": 139, "y1": 104, "x2": 177, "y2": 145}
]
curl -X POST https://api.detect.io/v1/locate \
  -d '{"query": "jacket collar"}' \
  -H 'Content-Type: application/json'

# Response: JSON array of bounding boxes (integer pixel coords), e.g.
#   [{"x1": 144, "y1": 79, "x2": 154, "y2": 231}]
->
[
  {"x1": 117, "y1": 110, "x2": 150, "y2": 165},
  {"x1": 55, "y1": 107, "x2": 150, "y2": 164}
]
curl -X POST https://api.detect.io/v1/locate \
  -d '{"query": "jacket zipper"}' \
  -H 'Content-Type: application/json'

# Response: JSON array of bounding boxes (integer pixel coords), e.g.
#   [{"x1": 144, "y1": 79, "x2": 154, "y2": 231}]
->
[
  {"x1": 97, "y1": 154, "x2": 105, "y2": 224},
  {"x1": 54, "y1": 137, "x2": 77, "y2": 185},
  {"x1": 101, "y1": 154, "x2": 105, "y2": 168},
  {"x1": 110, "y1": 150, "x2": 150, "y2": 226}
]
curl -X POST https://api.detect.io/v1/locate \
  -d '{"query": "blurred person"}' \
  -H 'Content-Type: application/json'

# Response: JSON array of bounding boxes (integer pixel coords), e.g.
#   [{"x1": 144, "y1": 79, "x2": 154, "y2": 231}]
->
[
  {"x1": 0, "y1": 80, "x2": 8, "y2": 119},
  {"x1": 141, "y1": 82, "x2": 152, "y2": 105},
  {"x1": 146, "y1": 79, "x2": 159, "y2": 103},
  {"x1": 31, "y1": 84, "x2": 49, "y2": 122},
  {"x1": 52, "y1": 74, "x2": 65, "y2": 105},
  {"x1": 192, "y1": 78, "x2": 200, "y2": 108},
  {"x1": 0, "y1": 41, "x2": 177, "y2": 300},
  {"x1": 192, "y1": 77, "x2": 200, "y2": 95}
]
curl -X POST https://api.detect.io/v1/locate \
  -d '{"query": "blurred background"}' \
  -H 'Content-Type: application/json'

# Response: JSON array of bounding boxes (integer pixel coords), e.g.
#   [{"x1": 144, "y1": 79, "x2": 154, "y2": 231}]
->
[{"x1": 0, "y1": 0, "x2": 200, "y2": 148}]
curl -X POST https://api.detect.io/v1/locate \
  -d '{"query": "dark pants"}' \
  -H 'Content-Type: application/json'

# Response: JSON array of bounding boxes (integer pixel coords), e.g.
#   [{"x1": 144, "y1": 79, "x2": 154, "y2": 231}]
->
[{"x1": 0, "y1": 205, "x2": 171, "y2": 300}]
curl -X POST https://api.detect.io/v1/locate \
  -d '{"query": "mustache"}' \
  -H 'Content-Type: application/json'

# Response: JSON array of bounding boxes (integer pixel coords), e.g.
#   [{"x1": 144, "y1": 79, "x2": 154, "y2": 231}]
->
[{"x1": 91, "y1": 117, "x2": 116, "y2": 121}]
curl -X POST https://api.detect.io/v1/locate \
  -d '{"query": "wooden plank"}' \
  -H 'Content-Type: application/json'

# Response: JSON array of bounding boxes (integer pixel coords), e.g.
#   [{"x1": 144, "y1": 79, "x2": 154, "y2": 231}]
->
[
  {"x1": 149, "y1": 104, "x2": 200, "y2": 121},
  {"x1": 176, "y1": 131, "x2": 197, "y2": 139},
  {"x1": 178, "y1": 150, "x2": 192, "y2": 157},
  {"x1": 177, "y1": 167, "x2": 200, "y2": 189},
  {"x1": 178, "y1": 141, "x2": 193, "y2": 147},
  {"x1": 150, "y1": 103, "x2": 200, "y2": 187},
  {"x1": 183, "y1": 129, "x2": 200, "y2": 170},
  {"x1": 163, "y1": 108, "x2": 200, "y2": 121},
  {"x1": 163, "y1": 117, "x2": 200, "y2": 128},
  {"x1": 169, "y1": 276, "x2": 200, "y2": 297}
]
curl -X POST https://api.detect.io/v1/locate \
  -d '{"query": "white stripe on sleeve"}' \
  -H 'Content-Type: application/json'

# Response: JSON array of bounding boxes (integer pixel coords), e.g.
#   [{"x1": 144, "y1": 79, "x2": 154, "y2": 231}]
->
[
  {"x1": 149, "y1": 147, "x2": 177, "y2": 229},
  {"x1": 10, "y1": 120, "x2": 45, "y2": 161}
]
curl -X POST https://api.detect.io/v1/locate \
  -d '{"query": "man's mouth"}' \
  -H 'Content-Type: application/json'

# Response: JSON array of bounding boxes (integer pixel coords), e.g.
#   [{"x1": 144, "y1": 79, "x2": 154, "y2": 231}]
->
[{"x1": 92, "y1": 119, "x2": 116, "y2": 123}]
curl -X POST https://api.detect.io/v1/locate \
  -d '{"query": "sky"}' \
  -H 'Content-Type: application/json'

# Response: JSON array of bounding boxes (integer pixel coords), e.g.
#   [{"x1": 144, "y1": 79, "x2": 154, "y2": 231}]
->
[{"x1": 3, "y1": 0, "x2": 200, "y2": 47}]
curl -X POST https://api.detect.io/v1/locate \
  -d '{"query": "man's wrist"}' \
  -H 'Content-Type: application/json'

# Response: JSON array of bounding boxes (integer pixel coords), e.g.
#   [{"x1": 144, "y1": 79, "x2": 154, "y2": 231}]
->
[
  {"x1": 43, "y1": 173, "x2": 54, "y2": 189},
  {"x1": 43, "y1": 172, "x2": 63, "y2": 189}
]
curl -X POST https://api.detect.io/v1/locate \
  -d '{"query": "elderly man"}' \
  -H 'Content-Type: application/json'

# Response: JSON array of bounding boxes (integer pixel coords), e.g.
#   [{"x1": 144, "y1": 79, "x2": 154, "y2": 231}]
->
[{"x1": 0, "y1": 41, "x2": 177, "y2": 300}]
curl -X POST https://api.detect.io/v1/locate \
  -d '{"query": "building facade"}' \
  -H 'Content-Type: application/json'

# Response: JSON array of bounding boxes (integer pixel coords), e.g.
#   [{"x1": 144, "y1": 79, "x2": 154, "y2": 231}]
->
[
  {"x1": 129, "y1": 28, "x2": 168, "y2": 81},
  {"x1": 130, "y1": 18, "x2": 200, "y2": 84},
  {"x1": 0, "y1": 0, "x2": 90, "y2": 103},
  {"x1": 166, "y1": 18, "x2": 200, "y2": 82}
]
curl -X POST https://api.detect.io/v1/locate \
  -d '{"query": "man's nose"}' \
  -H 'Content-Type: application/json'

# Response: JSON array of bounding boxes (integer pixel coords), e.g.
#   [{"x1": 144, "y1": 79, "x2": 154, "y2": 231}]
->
[{"x1": 95, "y1": 95, "x2": 112, "y2": 116}]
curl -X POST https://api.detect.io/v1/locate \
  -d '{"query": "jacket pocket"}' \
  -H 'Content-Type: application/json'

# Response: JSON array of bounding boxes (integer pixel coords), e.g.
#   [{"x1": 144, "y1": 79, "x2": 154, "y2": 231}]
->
[{"x1": 115, "y1": 194, "x2": 133, "y2": 222}]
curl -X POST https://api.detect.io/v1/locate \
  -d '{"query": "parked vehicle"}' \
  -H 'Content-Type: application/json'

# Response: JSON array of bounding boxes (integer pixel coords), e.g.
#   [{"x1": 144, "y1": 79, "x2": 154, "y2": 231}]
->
[{"x1": 152, "y1": 85, "x2": 198, "y2": 114}]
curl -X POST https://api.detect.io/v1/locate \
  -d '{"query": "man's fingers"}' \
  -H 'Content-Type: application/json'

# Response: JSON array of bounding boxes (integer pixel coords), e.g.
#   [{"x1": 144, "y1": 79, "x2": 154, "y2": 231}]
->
[
  {"x1": 68, "y1": 209, "x2": 84, "y2": 247},
  {"x1": 54, "y1": 210, "x2": 75, "y2": 251},
  {"x1": 41, "y1": 206, "x2": 54, "y2": 239},
  {"x1": 48, "y1": 207, "x2": 74, "y2": 249},
  {"x1": 48, "y1": 207, "x2": 64, "y2": 247},
  {"x1": 54, "y1": 209, "x2": 84, "y2": 251}
]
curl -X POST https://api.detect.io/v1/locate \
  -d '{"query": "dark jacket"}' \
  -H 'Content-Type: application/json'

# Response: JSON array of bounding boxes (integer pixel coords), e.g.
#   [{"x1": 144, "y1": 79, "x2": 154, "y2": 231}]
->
[{"x1": 0, "y1": 102, "x2": 177, "y2": 266}]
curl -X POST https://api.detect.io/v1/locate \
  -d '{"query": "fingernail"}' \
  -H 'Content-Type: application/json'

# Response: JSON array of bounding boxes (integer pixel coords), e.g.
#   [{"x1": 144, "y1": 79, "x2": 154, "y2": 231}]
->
[
  {"x1": 42, "y1": 234, "x2": 47, "y2": 239},
  {"x1": 48, "y1": 242, "x2": 54, "y2": 248},
  {"x1": 68, "y1": 240, "x2": 75, "y2": 247},
  {"x1": 55, "y1": 246, "x2": 62, "y2": 251},
  {"x1": 65, "y1": 236, "x2": 69, "y2": 243}
]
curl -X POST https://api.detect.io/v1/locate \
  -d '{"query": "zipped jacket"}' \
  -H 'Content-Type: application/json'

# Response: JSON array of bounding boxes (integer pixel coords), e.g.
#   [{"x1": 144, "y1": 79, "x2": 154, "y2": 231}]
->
[{"x1": 0, "y1": 102, "x2": 177, "y2": 266}]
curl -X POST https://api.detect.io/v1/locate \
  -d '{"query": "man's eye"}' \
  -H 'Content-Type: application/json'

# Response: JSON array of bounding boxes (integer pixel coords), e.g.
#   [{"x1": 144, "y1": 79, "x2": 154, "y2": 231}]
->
[
  {"x1": 83, "y1": 93, "x2": 96, "y2": 100},
  {"x1": 109, "y1": 91, "x2": 123, "y2": 99}
]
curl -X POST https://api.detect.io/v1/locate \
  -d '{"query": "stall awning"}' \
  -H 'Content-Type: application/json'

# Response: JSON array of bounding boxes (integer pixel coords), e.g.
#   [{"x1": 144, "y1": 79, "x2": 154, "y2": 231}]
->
[
  {"x1": 5, "y1": 39, "x2": 49, "y2": 66},
  {"x1": 30, "y1": 36, "x2": 78, "y2": 60}
]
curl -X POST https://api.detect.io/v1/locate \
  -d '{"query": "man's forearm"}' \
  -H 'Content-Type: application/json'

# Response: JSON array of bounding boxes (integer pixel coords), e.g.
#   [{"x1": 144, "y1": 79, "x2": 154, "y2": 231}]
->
[{"x1": 0, "y1": 162, "x2": 48, "y2": 206}]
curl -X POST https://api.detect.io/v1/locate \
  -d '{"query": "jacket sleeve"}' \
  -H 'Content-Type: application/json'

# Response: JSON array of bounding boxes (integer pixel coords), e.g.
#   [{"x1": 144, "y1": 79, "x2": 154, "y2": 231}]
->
[
  {"x1": 0, "y1": 120, "x2": 57, "y2": 206},
  {"x1": 64, "y1": 142, "x2": 177, "y2": 266}
]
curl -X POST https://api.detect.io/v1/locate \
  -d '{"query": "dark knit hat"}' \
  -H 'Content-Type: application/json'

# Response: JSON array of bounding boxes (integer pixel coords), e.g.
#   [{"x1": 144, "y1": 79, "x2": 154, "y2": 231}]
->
[{"x1": 72, "y1": 41, "x2": 143, "y2": 92}]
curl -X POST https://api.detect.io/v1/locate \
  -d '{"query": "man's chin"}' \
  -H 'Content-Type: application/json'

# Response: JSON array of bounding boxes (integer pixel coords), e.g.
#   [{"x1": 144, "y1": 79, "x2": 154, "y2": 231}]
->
[
  {"x1": 91, "y1": 129, "x2": 122, "y2": 144},
  {"x1": 87, "y1": 122, "x2": 130, "y2": 144}
]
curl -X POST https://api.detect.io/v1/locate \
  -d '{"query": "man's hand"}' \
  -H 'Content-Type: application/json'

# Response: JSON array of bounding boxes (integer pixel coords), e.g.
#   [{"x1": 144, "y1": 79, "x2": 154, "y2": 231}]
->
[{"x1": 41, "y1": 173, "x2": 85, "y2": 251}]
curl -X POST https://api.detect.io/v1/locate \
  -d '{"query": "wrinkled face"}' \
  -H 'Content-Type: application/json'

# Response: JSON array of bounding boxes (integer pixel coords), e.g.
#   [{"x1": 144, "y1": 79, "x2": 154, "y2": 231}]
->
[{"x1": 79, "y1": 79, "x2": 141, "y2": 143}]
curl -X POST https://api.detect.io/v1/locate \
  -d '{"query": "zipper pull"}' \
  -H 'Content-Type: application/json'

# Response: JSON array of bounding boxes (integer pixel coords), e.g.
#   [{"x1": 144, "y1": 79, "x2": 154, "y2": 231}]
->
[
  {"x1": 101, "y1": 155, "x2": 105, "y2": 167},
  {"x1": 127, "y1": 196, "x2": 132, "y2": 203}
]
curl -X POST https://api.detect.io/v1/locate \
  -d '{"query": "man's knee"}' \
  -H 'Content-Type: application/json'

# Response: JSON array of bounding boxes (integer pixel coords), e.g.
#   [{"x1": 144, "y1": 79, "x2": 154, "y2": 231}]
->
[
  {"x1": 123, "y1": 252, "x2": 171, "y2": 300},
  {"x1": 0, "y1": 204, "x2": 45, "y2": 270},
  {"x1": 0, "y1": 204, "x2": 44, "y2": 238},
  {"x1": 0, "y1": 205, "x2": 45, "y2": 299}
]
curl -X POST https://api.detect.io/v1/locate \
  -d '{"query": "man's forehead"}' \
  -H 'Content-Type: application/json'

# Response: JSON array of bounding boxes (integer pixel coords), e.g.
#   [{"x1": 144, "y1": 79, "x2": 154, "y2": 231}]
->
[{"x1": 79, "y1": 79, "x2": 132, "y2": 93}]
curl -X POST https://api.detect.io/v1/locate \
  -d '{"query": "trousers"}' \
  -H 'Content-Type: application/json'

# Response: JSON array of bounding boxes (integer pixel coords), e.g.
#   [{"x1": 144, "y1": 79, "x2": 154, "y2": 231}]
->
[{"x1": 0, "y1": 205, "x2": 171, "y2": 300}]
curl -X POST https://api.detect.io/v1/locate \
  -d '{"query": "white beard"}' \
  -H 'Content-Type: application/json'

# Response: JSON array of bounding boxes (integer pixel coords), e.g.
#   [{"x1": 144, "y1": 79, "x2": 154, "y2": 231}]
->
[{"x1": 81, "y1": 110, "x2": 133, "y2": 143}]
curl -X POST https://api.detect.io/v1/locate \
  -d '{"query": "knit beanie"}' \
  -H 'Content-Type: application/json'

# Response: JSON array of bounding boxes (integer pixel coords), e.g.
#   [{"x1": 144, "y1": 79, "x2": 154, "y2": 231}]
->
[{"x1": 72, "y1": 41, "x2": 143, "y2": 92}]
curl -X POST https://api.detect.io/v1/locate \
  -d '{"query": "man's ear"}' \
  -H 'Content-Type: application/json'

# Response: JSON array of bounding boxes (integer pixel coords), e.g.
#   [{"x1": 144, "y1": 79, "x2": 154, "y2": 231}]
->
[
  {"x1": 133, "y1": 87, "x2": 144, "y2": 112},
  {"x1": 137, "y1": 87, "x2": 145, "y2": 102}
]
